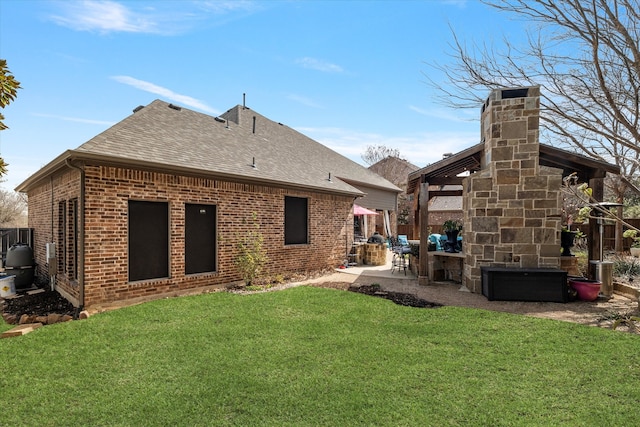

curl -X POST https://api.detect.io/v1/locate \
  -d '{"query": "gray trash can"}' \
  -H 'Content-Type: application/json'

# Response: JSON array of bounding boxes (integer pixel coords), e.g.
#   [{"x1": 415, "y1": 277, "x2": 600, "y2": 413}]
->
[{"x1": 590, "y1": 260, "x2": 614, "y2": 297}]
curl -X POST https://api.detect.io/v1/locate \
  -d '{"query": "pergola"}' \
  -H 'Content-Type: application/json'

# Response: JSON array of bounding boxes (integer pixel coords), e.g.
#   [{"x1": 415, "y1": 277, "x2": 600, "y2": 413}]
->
[{"x1": 407, "y1": 142, "x2": 620, "y2": 281}]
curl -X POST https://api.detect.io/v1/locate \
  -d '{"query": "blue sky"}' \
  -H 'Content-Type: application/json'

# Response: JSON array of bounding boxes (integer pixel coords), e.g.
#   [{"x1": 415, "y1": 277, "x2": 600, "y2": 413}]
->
[{"x1": 0, "y1": 0, "x2": 524, "y2": 192}]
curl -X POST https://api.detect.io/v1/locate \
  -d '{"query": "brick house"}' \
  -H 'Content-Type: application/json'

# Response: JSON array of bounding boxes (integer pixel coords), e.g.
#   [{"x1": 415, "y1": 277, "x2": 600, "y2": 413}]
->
[
  {"x1": 16, "y1": 100, "x2": 400, "y2": 308},
  {"x1": 368, "y1": 156, "x2": 419, "y2": 236}
]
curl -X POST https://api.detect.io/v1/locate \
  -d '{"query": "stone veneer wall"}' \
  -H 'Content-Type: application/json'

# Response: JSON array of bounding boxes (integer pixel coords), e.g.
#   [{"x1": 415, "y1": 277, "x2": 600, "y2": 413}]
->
[
  {"x1": 462, "y1": 86, "x2": 563, "y2": 293},
  {"x1": 363, "y1": 243, "x2": 387, "y2": 265}
]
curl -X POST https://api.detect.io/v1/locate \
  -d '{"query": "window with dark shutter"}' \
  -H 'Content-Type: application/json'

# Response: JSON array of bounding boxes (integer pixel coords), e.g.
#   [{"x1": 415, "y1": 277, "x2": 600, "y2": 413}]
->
[
  {"x1": 284, "y1": 196, "x2": 308, "y2": 245},
  {"x1": 128, "y1": 200, "x2": 169, "y2": 282},
  {"x1": 185, "y1": 203, "x2": 217, "y2": 274}
]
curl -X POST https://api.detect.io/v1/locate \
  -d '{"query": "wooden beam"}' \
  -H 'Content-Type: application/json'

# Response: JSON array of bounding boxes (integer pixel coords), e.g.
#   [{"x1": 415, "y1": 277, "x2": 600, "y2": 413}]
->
[
  {"x1": 427, "y1": 190, "x2": 463, "y2": 200},
  {"x1": 423, "y1": 176, "x2": 465, "y2": 186},
  {"x1": 418, "y1": 182, "x2": 430, "y2": 285}
]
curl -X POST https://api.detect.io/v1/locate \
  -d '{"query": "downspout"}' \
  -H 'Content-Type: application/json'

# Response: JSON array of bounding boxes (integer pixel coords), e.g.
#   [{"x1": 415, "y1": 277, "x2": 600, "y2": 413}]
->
[
  {"x1": 346, "y1": 196, "x2": 359, "y2": 267},
  {"x1": 50, "y1": 176, "x2": 55, "y2": 292},
  {"x1": 50, "y1": 176, "x2": 54, "y2": 243},
  {"x1": 65, "y1": 159, "x2": 85, "y2": 310}
]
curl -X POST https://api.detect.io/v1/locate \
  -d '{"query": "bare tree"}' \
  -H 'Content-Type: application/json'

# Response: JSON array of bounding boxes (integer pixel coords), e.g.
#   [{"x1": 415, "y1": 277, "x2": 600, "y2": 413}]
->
[
  {"x1": 361, "y1": 145, "x2": 403, "y2": 166},
  {"x1": 0, "y1": 189, "x2": 27, "y2": 227},
  {"x1": 427, "y1": 0, "x2": 640, "y2": 209},
  {"x1": 368, "y1": 156, "x2": 419, "y2": 226}
]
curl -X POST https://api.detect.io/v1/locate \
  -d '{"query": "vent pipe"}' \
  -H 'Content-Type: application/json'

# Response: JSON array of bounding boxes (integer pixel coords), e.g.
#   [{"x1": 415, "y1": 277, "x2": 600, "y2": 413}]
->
[
  {"x1": 252, "y1": 116, "x2": 256, "y2": 134},
  {"x1": 243, "y1": 93, "x2": 246, "y2": 109}
]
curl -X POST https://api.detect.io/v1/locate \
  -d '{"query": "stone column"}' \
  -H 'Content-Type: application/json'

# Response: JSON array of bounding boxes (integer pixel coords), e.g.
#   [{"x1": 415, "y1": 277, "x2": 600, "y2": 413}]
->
[{"x1": 463, "y1": 86, "x2": 563, "y2": 293}]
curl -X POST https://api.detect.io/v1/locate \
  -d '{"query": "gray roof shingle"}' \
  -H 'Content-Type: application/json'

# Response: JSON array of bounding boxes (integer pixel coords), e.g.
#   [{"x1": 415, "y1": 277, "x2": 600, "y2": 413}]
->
[{"x1": 19, "y1": 100, "x2": 400, "y2": 196}]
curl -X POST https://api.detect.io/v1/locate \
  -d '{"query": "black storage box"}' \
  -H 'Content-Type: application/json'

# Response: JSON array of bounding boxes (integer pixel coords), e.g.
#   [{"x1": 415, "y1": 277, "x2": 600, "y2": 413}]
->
[{"x1": 481, "y1": 267, "x2": 568, "y2": 303}]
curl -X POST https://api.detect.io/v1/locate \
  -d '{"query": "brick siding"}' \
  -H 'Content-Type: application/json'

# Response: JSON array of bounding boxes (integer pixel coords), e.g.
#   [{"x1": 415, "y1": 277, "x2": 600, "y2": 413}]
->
[{"x1": 27, "y1": 164, "x2": 353, "y2": 307}]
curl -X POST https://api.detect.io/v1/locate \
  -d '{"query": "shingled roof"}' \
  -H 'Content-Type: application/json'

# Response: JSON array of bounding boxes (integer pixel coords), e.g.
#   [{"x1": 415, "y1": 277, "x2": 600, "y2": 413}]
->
[{"x1": 16, "y1": 100, "x2": 401, "y2": 196}]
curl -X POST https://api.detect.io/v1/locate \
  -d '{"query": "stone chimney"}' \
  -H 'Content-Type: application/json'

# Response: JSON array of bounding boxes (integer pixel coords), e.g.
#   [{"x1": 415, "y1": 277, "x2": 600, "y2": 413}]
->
[{"x1": 462, "y1": 86, "x2": 563, "y2": 293}]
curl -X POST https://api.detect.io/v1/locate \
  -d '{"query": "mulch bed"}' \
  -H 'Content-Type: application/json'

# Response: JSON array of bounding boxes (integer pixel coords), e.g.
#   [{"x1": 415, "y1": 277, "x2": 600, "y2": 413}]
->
[
  {"x1": 346, "y1": 284, "x2": 443, "y2": 308},
  {"x1": 1, "y1": 290, "x2": 77, "y2": 324}
]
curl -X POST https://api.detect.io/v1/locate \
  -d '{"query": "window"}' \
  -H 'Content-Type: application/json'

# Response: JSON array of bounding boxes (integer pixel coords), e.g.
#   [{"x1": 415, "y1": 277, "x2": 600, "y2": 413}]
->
[
  {"x1": 128, "y1": 201, "x2": 169, "y2": 282},
  {"x1": 185, "y1": 203, "x2": 217, "y2": 274},
  {"x1": 68, "y1": 199, "x2": 78, "y2": 280},
  {"x1": 57, "y1": 199, "x2": 78, "y2": 280},
  {"x1": 57, "y1": 201, "x2": 66, "y2": 276},
  {"x1": 284, "y1": 196, "x2": 308, "y2": 245}
]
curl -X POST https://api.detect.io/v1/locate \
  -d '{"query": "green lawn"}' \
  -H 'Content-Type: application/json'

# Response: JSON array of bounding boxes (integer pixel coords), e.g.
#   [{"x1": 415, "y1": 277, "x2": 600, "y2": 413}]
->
[{"x1": 1, "y1": 286, "x2": 639, "y2": 426}]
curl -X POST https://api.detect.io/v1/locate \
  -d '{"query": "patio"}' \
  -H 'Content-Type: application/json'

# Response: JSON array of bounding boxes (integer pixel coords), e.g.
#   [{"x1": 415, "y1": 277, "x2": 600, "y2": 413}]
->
[
  {"x1": 326, "y1": 252, "x2": 638, "y2": 330},
  {"x1": 338, "y1": 248, "x2": 417, "y2": 280}
]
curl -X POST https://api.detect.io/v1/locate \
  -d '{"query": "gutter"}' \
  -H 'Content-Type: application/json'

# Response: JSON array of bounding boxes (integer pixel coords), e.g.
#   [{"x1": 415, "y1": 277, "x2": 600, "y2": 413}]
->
[
  {"x1": 17, "y1": 150, "x2": 366, "y2": 199},
  {"x1": 65, "y1": 159, "x2": 85, "y2": 311}
]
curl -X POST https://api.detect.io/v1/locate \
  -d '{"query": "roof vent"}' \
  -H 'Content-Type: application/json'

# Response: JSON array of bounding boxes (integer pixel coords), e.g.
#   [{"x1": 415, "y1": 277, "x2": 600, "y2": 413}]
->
[
  {"x1": 133, "y1": 105, "x2": 144, "y2": 113},
  {"x1": 214, "y1": 116, "x2": 226, "y2": 123},
  {"x1": 168, "y1": 103, "x2": 182, "y2": 111}
]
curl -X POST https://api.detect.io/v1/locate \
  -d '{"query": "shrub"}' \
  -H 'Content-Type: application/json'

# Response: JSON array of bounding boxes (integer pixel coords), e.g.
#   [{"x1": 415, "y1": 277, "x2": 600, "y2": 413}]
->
[
  {"x1": 235, "y1": 213, "x2": 268, "y2": 285},
  {"x1": 612, "y1": 255, "x2": 640, "y2": 279}
]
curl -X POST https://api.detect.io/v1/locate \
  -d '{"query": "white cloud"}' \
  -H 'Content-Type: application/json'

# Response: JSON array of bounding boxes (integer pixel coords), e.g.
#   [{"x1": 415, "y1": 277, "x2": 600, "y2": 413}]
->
[
  {"x1": 49, "y1": 0, "x2": 162, "y2": 34},
  {"x1": 32, "y1": 113, "x2": 115, "y2": 126},
  {"x1": 111, "y1": 76, "x2": 219, "y2": 114},
  {"x1": 197, "y1": 0, "x2": 260, "y2": 13},
  {"x1": 48, "y1": 0, "x2": 262, "y2": 35},
  {"x1": 409, "y1": 105, "x2": 477, "y2": 123},
  {"x1": 297, "y1": 126, "x2": 478, "y2": 168},
  {"x1": 442, "y1": 0, "x2": 469, "y2": 8},
  {"x1": 287, "y1": 94, "x2": 323, "y2": 109},
  {"x1": 295, "y1": 57, "x2": 344, "y2": 73}
]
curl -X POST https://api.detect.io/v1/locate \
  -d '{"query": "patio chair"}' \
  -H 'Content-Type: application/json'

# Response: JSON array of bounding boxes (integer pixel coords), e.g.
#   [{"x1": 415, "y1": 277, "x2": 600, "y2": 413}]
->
[
  {"x1": 391, "y1": 235, "x2": 411, "y2": 275},
  {"x1": 428, "y1": 234, "x2": 443, "y2": 251}
]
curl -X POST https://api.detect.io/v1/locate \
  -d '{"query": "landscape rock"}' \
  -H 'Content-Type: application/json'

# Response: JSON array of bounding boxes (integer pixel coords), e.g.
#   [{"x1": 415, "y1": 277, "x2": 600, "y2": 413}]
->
[
  {"x1": 2, "y1": 313, "x2": 17, "y2": 324},
  {"x1": 19, "y1": 314, "x2": 36, "y2": 324},
  {"x1": 47, "y1": 313, "x2": 62, "y2": 324}
]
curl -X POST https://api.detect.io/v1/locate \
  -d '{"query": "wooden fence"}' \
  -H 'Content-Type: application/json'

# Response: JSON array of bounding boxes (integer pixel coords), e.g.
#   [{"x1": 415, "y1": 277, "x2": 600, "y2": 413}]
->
[
  {"x1": 397, "y1": 224, "x2": 414, "y2": 240},
  {"x1": 573, "y1": 218, "x2": 640, "y2": 251}
]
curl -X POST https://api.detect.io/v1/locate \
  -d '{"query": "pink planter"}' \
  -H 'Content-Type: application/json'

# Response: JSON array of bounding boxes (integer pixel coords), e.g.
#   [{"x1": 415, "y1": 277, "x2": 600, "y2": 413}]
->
[{"x1": 569, "y1": 279, "x2": 601, "y2": 301}]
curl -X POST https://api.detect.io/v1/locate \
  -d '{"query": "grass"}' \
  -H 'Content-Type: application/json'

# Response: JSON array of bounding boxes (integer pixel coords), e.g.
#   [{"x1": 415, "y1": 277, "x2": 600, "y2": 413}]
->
[{"x1": 2, "y1": 286, "x2": 640, "y2": 426}]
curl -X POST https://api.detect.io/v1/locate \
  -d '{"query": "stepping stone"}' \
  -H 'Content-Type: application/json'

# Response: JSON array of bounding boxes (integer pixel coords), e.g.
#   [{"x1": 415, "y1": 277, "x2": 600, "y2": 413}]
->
[{"x1": 1, "y1": 323, "x2": 43, "y2": 338}]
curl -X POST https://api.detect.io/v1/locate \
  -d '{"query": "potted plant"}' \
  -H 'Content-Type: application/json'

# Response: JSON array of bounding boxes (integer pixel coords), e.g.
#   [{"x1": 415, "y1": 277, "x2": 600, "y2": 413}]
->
[
  {"x1": 623, "y1": 229, "x2": 640, "y2": 257},
  {"x1": 560, "y1": 213, "x2": 586, "y2": 256},
  {"x1": 442, "y1": 219, "x2": 462, "y2": 253},
  {"x1": 568, "y1": 277, "x2": 601, "y2": 301},
  {"x1": 560, "y1": 226, "x2": 585, "y2": 256}
]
